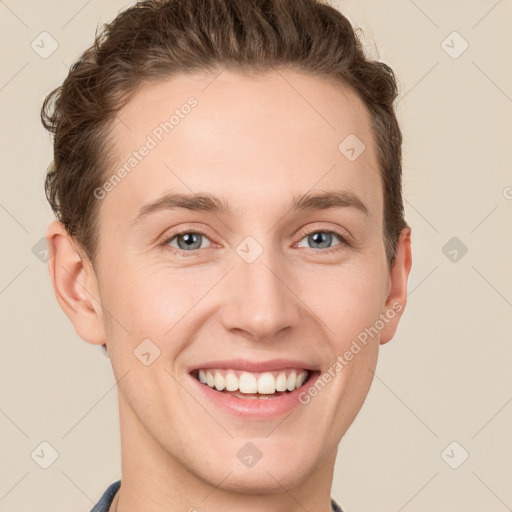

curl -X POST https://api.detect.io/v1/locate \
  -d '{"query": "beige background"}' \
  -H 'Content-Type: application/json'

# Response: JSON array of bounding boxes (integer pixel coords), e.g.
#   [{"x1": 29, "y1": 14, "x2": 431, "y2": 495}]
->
[{"x1": 1, "y1": 0, "x2": 511, "y2": 511}]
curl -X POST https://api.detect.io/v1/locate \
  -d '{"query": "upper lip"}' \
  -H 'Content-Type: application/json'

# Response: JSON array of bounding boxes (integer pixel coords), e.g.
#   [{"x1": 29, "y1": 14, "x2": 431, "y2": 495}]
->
[{"x1": 188, "y1": 358, "x2": 319, "y2": 373}]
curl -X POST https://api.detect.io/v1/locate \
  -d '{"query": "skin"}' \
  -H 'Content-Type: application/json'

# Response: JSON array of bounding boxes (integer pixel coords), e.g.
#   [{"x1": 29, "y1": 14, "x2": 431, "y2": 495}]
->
[{"x1": 47, "y1": 69, "x2": 412, "y2": 512}]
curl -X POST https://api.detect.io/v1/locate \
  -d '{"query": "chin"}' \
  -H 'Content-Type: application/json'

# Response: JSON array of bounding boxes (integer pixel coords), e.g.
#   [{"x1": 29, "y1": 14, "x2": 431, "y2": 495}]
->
[{"x1": 204, "y1": 462, "x2": 311, "y2": 495}]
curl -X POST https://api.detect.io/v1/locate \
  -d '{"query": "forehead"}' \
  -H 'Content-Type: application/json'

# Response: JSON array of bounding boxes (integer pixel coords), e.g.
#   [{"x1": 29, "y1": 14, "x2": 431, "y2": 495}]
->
[{"x1": 102, "y1": 69, "x2": 382, "y2": 224}]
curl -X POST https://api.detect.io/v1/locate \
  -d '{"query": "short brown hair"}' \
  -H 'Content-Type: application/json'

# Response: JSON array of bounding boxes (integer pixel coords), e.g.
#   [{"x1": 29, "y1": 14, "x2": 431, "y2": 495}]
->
[{"x1": 41, "y1": 0, "x2": 408, "y2": 269}]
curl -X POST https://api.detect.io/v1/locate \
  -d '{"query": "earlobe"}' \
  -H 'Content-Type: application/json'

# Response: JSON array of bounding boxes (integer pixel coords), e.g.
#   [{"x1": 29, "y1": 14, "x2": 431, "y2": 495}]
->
[
  {"x1": 46, "y1": 221, "x2": 106, "y2": 346},
  {"x1": 379, "y1": 226, "x2": 413, "y2": 345}
]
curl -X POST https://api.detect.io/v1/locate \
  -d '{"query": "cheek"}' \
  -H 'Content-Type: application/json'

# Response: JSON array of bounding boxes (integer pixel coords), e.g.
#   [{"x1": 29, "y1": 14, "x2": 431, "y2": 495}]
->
[
  {"x1": 97, "y1": 260, "x2": 174, "y2": 337},
  {"x1": 298, "y1": 263, "x2": 387, "y2": 345},
  {"x1": 102, "y1": 263, "x2": 220, "y2": 345}
]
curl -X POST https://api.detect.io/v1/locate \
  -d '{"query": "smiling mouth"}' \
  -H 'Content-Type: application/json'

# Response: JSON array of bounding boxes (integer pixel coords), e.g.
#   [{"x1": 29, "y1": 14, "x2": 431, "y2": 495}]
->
[{"x1": 191, "y1": 368, "x2": 315, "y2": 399}]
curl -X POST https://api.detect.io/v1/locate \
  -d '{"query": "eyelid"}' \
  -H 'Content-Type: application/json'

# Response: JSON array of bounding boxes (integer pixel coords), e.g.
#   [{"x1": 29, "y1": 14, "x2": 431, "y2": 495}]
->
[
  {"x1": 295, "y1": 223, "x2": 351, "y2": 242},
  {"x1": 158, "y1": 224, "x2": 216, "y2": 243}
]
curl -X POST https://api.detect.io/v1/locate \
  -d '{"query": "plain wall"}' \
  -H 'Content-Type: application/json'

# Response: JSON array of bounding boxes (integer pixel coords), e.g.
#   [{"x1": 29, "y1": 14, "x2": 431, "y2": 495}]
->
[{"x1": 1, "y1": 0, "x2": 511, "y2": 510}]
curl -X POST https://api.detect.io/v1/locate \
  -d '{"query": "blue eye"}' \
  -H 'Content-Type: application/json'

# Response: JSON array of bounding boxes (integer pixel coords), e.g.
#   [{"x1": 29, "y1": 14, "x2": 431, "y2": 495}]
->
[
  {"x1": 161, "y1": 228, "x2": 350, "y2": 257},
  {"x1": 296, "y1": 230, "x2": 350, "y2": 252},
  {"x1": 165, "y1": 232, "x2": 212, "y2": 252}
]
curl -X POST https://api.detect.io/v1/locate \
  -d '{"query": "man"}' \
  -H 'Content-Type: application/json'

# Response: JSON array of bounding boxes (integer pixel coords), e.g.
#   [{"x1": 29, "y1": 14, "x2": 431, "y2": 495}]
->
[{"x1": 42, "y1": 1, "x2": 412, "y2": 510}]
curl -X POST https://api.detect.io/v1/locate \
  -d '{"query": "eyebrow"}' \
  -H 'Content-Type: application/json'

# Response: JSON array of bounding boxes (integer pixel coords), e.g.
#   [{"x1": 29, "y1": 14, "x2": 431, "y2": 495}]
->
[{"x1": 131, "y1": 189, "x2": 369, "y2": 226}]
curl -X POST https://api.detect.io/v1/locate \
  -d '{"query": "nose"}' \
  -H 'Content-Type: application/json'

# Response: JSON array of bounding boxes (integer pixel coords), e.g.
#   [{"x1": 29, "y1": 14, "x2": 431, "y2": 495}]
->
[{"x1": 220, "y1": 251, "x2": 301, "y2": 341}]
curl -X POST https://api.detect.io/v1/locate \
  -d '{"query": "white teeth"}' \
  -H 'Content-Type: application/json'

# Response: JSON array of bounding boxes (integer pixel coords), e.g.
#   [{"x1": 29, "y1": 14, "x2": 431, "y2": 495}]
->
[
  {"x1": 239, "y1": 372, "x2": 257, "y2": 393},
  {"x1": 296, "y1": 372, "x2": 306, "y2": 388},
  {"x1": 257, "y1": 373, "x2": 276, "y2": 394},
  {"x1": 196, "y1": 369, "x2": 310, "y2": 394},
  {"x1": 286, "y1": 370, "x2": 297, "y2": 391},
  {"x1": 225, "y1": 372, "x2": 238, "y2": 391},
  {"x1": 214, "y1": 372, "x2": 225, "y2": 391},
  {"x1": 275, "y1": 372, "x2": 288, "y2": 392}
]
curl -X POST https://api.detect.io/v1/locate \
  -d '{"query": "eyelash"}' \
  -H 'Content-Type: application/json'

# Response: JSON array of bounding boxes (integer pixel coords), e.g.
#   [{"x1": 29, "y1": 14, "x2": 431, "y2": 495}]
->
[{"x1": 159, "y1": 226, "x2": 351, "y2": 257}]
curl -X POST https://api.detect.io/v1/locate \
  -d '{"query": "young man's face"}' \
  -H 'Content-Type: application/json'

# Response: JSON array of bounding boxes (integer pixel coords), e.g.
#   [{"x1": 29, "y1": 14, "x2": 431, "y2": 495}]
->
[{"x1": 50, "y1": 69, "x2": 411, "y2": 496}]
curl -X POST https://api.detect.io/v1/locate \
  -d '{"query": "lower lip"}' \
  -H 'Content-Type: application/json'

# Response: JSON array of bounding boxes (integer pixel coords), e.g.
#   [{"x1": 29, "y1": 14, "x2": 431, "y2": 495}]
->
[{"x1": 189, "y1": 371, "x2": 320, "y2": 419}]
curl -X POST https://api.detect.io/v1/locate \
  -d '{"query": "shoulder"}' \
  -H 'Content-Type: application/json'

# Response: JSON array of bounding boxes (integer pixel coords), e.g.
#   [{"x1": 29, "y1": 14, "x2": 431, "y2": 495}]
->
[
  {"x1": 89, "y1": 480, "x2": 121, "y2": 512},
  {"x1": 331, "y1": 498, "x2": 343, "y2": 512},
  {"x1": 331, "y1": 497, "x2": 344, "y2": 512}
]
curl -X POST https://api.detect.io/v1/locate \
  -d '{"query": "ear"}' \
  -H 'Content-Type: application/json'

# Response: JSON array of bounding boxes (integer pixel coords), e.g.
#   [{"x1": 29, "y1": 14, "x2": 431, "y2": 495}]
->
[
  {"x1": 46, "y1": 221, "x2": 106, "y2": 346},
  {"x1": 379, "y1": 226, "x2": 412, "y2": 345}
]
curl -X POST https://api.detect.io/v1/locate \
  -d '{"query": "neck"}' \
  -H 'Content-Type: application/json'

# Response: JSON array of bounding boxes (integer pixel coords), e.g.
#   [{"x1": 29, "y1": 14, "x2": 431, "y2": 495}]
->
[{"x1": 114, "y1": 393, "x2": 337, "y2": 512}]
